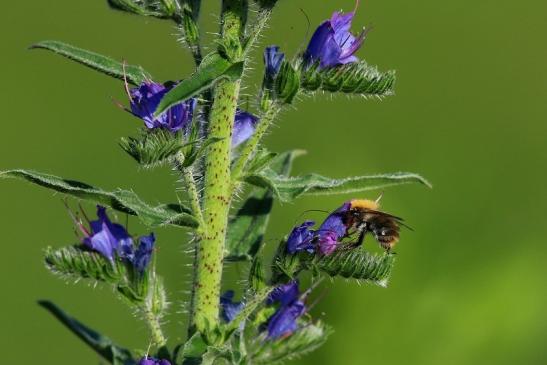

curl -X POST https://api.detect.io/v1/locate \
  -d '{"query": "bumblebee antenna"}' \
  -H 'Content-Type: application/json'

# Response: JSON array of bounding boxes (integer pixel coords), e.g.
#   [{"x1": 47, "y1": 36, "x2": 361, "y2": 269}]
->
[
  {"x1": 293, "y1": 209, "x2": 330, "y2": 225},
  {"x1": 295, "y1": 8, "x2": 312, "y2": 54}
]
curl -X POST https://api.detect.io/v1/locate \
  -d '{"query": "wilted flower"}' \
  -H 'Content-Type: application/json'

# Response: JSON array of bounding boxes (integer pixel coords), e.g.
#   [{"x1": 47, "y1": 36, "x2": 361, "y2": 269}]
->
[
  {"x1": 266, "y1": 281, "x2": 307, "y2": 339},
  {"x1": 129, "y1": 81, "x2": 197, "y2": 134},
  {"x1": 304, "y1": 10, "x2": 366, "y2": 68},
  {"x1": 232, "y1": 109, "x2": 260, "y2": 148},
  {"x1": 264, "y1": 46, "x2": 285, "y2": 79},
  {"x1": 286, "y1": 221, "x2": 316, "y2": 254},
  {"x1": 220, "y1": 290, "x2": 245, "y2": 322},
  {"x1": 138, "y1": 356, "x2": 171, "y2": 365}
]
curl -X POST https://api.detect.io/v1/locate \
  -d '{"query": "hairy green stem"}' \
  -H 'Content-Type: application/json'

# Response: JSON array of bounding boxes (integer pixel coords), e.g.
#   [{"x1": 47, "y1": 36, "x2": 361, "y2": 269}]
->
[
  {"x1": 243, "y1": 8, "x2": 272, "y2": 55},
  {"x1": 144, "y1": 307, "x2": 167, "y2": 347},
  {"x1": 231, "y1": 104, "x2": 280, "y2": 186},
  {"x1": 189, "y1": 0, "x2": 246, "y2": 335},
  {"x1": 175, "y1": 153, "x2": 205, "y2": 233}
]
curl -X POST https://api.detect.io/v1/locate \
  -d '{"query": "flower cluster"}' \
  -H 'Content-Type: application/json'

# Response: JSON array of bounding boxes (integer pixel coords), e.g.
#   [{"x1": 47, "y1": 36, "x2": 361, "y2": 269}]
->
[
  {"x1": 74, "y1": 205, "x2": 155, "y2": 273},
  {"x1": 220, "y1": 281, "x2": 309, "y2": 340},
  {"x1": 286, "y1": 201, "x2": 352, "y2": 256},
  {"x1": 128, "y1": 80, "x2": 259, "y2": 147},
  {"x1": 265, "y1": 281, "x2": 307, "y2": 339}
]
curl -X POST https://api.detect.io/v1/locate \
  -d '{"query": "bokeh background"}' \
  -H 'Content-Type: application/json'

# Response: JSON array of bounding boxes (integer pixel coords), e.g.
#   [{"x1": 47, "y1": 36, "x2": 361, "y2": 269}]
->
[{"x1": 2, "y1": 0, "x2": 547, "y2": 364}]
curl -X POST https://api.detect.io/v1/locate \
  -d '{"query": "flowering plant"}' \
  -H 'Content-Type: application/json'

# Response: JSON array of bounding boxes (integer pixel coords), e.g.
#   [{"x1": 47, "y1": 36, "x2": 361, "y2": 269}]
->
[{"x1": 2, "y1": 1, "x2": 430, "y2": 364}]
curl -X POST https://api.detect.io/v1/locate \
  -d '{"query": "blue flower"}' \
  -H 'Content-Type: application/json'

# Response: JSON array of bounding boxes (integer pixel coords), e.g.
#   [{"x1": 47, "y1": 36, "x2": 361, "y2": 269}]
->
[
  {"x1": 304, "y1": 10, "x2": 366, "y2": 69},
  {"x1": 220, "y1": 290, "x2": 245, "y2": 322},
  {"x1": 132, "y1": 233, "x2": 155, "y2": 273},
  {"x1": 318, "y1": 201, "x2": 351, "y2": 240},
  {"x1": 232, "y1": 109, "x2": 260, "y2": 148},
  {"x1": 317, "y1": 230, "x2": 338, "y2": 255},
  {"x1": 76, "y1": 205, "x2": 155, "y2": 272},
  {"x1": 286, "y1": 221, "x2": 316, "y2": 254},
  {"x1": 264, "y1": 46, "x2": 285, "y2": 79},
  {"x1": 83, "y1": 206, "x2": 133, "y2": 261},
  {"x1": 129, "y1": 81, "x2": 197, "y2": 134},
  {"x1": 266, "y1": 281, "x2": 307, "y2": 340},
  {"x1": 138, "y1": 357, "x2": 171, "y2": 365}
]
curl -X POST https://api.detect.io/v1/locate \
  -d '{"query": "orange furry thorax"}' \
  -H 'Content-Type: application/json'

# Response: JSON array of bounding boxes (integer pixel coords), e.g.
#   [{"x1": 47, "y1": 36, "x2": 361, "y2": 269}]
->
[{"x1": 349, "y1": 199, "x2": 379, "y2": 211}]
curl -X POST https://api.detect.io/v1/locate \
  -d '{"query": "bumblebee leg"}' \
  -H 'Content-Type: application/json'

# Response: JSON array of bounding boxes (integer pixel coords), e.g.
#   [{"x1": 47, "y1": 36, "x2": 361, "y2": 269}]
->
[{"x1": 345, "y1": 229, "x2": 366, "y2": 249}]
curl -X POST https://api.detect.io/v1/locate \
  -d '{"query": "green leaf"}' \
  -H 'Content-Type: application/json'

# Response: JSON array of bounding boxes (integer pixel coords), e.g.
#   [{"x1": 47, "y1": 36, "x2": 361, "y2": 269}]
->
[
  {"x1": 155, "y1": 52, "x2": 244, "y2": 117},
  {"x1": 310, "y1": 250, "x2": 396, "y2": 287},
  {"x1": 30, "y1": 40, "x2": 150, "y2": 85},
  {"x1": 120, "y1": 129, "x2": 186, "y2": 168},
  {"x1": 245, "y1": 170, "x2": 432, "y2": 203},
  {"x1": 182, "y1": 333, "x2": 209, "y2": 358},
  {"x1": 251, "y1": 321, "x2": 332, "y2": 364},
  {"x1": 0, "y1": 169, "x2": 198, "y2": 228},
  {"x1": 107, "y1": 0, "x2": 176, "y2": 19},
  {"x1": 301, "y1": 60, "x2": 396, "y2": 97},
  {"x1": 38, "y1": 301, "x2": 135, "y2": 365},
  {"x1": 225, "y1": 150, "x2": 304, "y2": 261}
]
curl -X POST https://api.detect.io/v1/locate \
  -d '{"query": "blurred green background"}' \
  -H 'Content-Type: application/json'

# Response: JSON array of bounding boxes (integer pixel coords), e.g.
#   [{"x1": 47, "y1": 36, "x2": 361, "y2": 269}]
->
[{"x1": 2, "y1": 0, "x2": 547, "y2": 364}]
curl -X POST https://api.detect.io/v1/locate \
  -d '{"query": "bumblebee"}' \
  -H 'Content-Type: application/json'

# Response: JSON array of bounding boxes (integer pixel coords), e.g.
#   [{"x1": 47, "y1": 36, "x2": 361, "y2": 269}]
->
[{"x1": 341, "y1": 197, "x2": 408, "y2": 252}]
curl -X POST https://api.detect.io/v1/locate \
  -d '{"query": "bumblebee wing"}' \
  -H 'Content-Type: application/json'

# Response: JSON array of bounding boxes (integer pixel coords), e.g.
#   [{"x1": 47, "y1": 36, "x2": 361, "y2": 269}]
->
[{"x1": 367, "y1": 210, "x2": 414, "y2": 231}]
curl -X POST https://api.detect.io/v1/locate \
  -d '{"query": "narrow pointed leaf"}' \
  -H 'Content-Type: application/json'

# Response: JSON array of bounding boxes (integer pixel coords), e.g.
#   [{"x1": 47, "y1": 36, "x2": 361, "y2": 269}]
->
[
  {"x1": 38, "y1": 301, "x2": 135, "y2": 365},
  {"x1": 225, "y1": 150, "x2": 304, "y2": 261},
  {"x1": 245, "y1": 170, "x2": 431, "y2": 202},
  {"x1": 1, "y1": 170, "x2": 198, "y2": 228},
  {"x1": 107, "y1": 0, "x2": 176, "y2": 19},
  {"x1": 155, "y1": 52, "x2": 244, "y2": 117},
  {"x1": 30, "y1": 40, "x2": 150, "y2": 85}
]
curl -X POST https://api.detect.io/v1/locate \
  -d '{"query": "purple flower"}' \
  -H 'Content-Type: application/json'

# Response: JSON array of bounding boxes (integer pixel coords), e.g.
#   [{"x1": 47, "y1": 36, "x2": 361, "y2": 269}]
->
[
  {"x1": 138, "y1": 357, "x2": 171, "y2": 365},
  {"x1": 129, "y1": 81, "x2": 197, "y2": 134},
  {"x1": 232, "y1": 109, "x2": 260, "y2": 148},
  {"x1": 266, "y1": 281, "x2": 307, "y2": 340},
  {"x1": 318, "y1": 201, "x2": 351, "y2": 240},
  {"x1": 317, "y1": 230, "x2": 338, "y2": 255},
  {"x1": 264, "y1": 46, "x2": 285, "y2": 78},
  {"x1": 133, "y1": 233, "x2": 155, "y2": 273},
  {"x1": 286, "y1": 221, "x2": 316, "y2": 254},
  {"x1": 220, "y1": 290, "x2": 245, "y2": 322},
  {"x1": 304, "y1": 10, "x2": 366, "y2": 68},
  {"x1": 74, "y1": 205, "x2": 155, "y2": 272},
  {"x1": 82, "y1": 206, "x2": 133, "y2": 261},
  {"x1": 267, "y1": 281, "x2": 300, "y2": 306}
]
